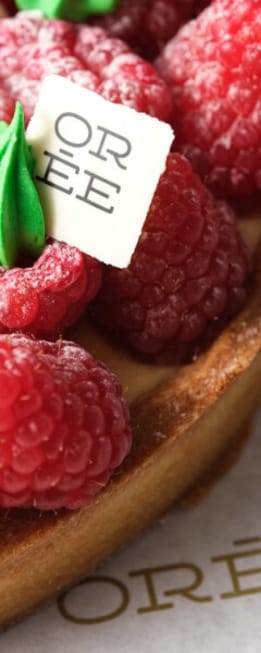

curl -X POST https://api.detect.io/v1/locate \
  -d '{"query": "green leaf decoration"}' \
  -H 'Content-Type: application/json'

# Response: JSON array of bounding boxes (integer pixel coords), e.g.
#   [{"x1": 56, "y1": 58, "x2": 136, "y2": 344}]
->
[
  {"x1": 0, "y1": 102, "x2": 45, "y2": 268},
  {"x1": 15, "y1": 0, "x2": 119, "y2": 19},
  {"x1": 0, "y1": 128, "x2": 19, "y2": 268}
]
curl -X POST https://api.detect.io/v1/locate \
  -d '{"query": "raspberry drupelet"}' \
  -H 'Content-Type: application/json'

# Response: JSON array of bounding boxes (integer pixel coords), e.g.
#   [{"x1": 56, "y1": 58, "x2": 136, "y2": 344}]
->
[
  {"x1": 0, "y1": 335, "x2": 132, "y2": 510},
  {"x1": 92, "y1": 153, "x2": 251, "y2": 364},
  {"x1": 156, "y1": 0, "x2": 261, "y2": 200}
]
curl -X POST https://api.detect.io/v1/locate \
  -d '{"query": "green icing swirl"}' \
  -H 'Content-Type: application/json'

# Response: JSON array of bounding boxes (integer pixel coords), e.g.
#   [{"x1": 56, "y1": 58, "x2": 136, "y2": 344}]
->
[
  {"x1": 15, "y1": 0, "x2": 119, "y2": 20},
  {"x1": 0, "y1": 103, "x2": 45, "y2": 268}
]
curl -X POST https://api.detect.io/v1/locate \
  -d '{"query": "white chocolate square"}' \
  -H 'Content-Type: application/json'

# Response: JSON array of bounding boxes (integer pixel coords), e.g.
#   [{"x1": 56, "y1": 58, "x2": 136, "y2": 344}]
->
[{"x1": 27, "y1": 75, "x2": 174, "y2": 268}]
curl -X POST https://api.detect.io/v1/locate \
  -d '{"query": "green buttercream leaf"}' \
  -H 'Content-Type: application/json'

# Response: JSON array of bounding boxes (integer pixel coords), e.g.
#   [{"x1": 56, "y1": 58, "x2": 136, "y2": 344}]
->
[
  {"x1": 0, "y1": 103, "x2": 45, "y2": 268},
  {"x1": 14, "y1": 103, "x2": 45, "y2": 258},
  {"x1": 0, "y1": 121, "x2": 8, "y2": 137},
  {"x1": 15, "y1": 0, "x2": 119, "y2": 19},
  {"x1": 0, "y1": 128, "x2": 19, "y2": 267}
]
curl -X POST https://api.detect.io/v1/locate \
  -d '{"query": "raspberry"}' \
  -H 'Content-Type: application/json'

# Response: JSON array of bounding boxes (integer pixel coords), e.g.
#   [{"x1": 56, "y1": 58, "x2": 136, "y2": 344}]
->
[
  {"x1": 92, "y1": 153, "x2": 250, "y2": 364},
  {"x1": 0, "y1": 240, "x2": 102, "y2": 339},
  {"x1": 0, "y1": 13, "x2": 172, "y2": 124},
  {"x1": 0, "y1": 334, "x2": 132, "y2": 510},
  {"x1": 156, "y1": 0, "x2": 261, "y2": 200},
  {"x1": 91, "y1": 0, "x2": 202, "y2": 60}
]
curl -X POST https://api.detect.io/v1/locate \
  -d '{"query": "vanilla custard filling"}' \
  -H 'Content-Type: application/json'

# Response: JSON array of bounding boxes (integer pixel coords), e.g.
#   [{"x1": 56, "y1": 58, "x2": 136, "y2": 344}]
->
[{"x1": 71, "y1": 318, "x2": 172, "y2": 403}]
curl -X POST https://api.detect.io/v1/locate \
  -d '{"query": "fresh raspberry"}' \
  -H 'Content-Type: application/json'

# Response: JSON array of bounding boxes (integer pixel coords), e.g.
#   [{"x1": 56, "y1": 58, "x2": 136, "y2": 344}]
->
[
  {"x1": 92, "y1": 153, "x2": 250, "y2": 364},
  {"x1": 0, "y1": 334, "x2": 132, "y2": 510},
  {"x1": 0, "y1": 240, "x2": 102, "y2": 339},
  {"x1": 156, "y1": 0, "x2": 261, "y2": 200},
  {"x1": 0, "y1": 13, "x2": 172, "y2": 125},
  {"x1": 91, "y1": 0, "x2": 202, "y2": 60}
]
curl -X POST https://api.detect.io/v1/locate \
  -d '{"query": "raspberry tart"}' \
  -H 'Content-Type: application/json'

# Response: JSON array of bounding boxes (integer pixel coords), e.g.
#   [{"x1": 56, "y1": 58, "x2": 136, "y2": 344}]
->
[
  {"x1": 0, "y1": 213, "x2": 260, "y2": 629},
  {"x1": 0, "y1": 9, "x2": 260, "y2": 631}
]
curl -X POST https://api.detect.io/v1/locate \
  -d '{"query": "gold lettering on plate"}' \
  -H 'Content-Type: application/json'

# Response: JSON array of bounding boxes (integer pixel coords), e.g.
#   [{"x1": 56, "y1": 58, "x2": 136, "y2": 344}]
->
[
  {"x1": 57, "y1": 536, "x2": 261, "y2": 625},
  {"x1": 212, "y1": 537, "x2": 261, "y2": 599},
  {"x1": 58, "y1": 575, "x2": 130, "y2": 625},
  {"x1": 130, "y1": 562, "x2": 212, "y2": 614}
]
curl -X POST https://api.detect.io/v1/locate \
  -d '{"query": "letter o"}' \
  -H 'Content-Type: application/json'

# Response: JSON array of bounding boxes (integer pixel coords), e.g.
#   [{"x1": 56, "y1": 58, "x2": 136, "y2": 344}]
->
[
  {"x1": 57, "y1": 575, "x2": 130, "y2": 625},
  {"x1": 55, "y1": 112, "x2": 92, "y2": 147}
]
